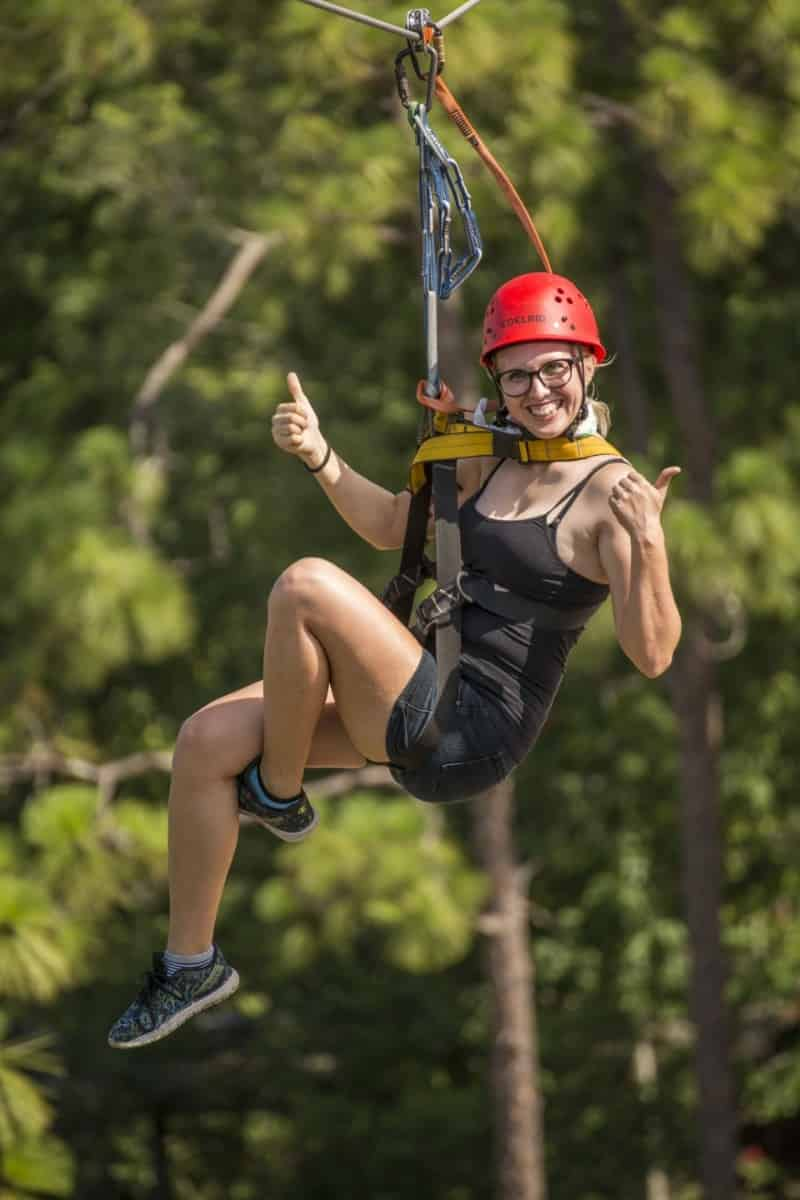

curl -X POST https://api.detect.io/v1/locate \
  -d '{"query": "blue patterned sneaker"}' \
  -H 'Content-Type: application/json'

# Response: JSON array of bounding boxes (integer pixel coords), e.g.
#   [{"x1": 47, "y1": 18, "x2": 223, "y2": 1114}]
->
[
  {"x1": 107, "y1": 946, "x2": 239, "y2": 1049},
  {"x1": 237, "y1": 759, "x2": 318, "y2": 842}
]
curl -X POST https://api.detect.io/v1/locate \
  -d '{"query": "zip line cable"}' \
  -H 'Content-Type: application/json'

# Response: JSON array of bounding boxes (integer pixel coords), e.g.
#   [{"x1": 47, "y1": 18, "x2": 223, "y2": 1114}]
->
[
  {"x1": 430, "y1": 0, "x2": 483, "y2": 29},
  {"x1": 297, "y1": 0, "x2": 411, "y2": 39},
  {"x1": 297, "y1": 0, "x2": 482, "y2": 38}
]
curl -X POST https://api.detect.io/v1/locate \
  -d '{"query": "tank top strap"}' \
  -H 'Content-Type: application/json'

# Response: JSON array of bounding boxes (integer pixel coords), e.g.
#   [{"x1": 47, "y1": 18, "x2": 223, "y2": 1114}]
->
[
  {"x1": 470, "y1": 459, "x2": 507, "y2": 504},
  {"x1": 545, "y1": 457, "x2": 628, "y2": 527}
]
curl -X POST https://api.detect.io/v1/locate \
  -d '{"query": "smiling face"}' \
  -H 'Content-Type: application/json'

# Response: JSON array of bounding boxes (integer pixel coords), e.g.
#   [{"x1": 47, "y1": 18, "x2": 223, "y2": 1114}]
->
[{"x1": 492, "y1": 341, "x2": 596, "y2": 438}]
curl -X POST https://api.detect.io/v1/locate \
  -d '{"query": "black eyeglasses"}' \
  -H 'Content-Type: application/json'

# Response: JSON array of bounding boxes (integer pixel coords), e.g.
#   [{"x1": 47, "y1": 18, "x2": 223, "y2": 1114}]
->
[{"x1": 495, "y1": 357, "x2": 581, "y2": 398}]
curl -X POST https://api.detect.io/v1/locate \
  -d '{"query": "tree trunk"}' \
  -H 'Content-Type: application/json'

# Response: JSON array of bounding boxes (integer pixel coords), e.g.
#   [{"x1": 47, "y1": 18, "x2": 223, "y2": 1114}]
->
[
  {"x1": 647, "y1": 166, "x2": 738, "y2": 1200},
  {"x1": 151, "y1": 1107, "x2": 175, "y2": 1200},
  {"x1": 472, "y1": 777, "x2": 548, "y2": 1200}
]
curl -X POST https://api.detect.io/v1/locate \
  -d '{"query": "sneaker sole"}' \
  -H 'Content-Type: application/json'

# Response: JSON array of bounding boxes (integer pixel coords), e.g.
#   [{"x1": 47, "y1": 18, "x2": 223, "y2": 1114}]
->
[
  {"x1": 108, "y1": 969, "x2": 240, "y2": 1050},
  {"x1": 246, "y1": 808, "x2": 319, "y2": 843}
]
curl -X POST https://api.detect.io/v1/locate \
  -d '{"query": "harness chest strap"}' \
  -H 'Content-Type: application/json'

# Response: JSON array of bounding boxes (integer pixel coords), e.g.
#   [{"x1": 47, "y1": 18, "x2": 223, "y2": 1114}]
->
[
  {"x1": 408, "y1": 430, "x2": 623, "y2": 495},
  {"x1": 411, "y1": 570, "x2": 600, "y2": 642}
]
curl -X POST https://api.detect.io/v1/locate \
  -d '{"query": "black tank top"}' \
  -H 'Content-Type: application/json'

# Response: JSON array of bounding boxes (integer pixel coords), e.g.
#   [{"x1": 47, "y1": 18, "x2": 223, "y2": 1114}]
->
[{"x1": 457, "y1": 457, "x2": 626, "y2": 756}]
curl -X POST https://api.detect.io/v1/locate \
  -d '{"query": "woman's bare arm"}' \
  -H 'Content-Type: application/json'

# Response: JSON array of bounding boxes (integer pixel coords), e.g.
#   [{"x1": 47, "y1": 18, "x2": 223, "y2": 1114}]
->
[
  {"x1": 274, "y1": 372, "x2": 409, "y2": 549},
  {"x1": 308, "y1": 451, "x2": 411, "y2": 550},
  {"x1": 597, "y1": 466, "x2": 682, "y2": 677},
  {"x1": 275, "y1": 373, "x2": 491, "y2": 550},
  {"x1": 304, "y1": 443, "x2": 487, "y2": 551}
]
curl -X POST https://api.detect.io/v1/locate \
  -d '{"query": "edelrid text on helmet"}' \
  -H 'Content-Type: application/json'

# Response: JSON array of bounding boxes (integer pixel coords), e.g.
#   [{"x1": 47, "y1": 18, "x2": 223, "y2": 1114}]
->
[{"x1": 481, "y1": 273, "x2": 607, "y2": 365}]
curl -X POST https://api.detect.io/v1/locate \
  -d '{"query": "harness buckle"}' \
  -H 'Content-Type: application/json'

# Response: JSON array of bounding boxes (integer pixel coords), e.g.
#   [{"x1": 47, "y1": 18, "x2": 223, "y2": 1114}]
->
[
  {"x1": 380, "y1": 556, "x2": 435, "y2": 613},
  {"x1": 410, "y1": 570, "x2": 470, "y2": 641}
]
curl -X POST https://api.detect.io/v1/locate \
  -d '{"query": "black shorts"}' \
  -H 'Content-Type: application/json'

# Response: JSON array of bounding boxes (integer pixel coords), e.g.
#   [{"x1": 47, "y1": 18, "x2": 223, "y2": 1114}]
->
[{"x1": 385, "y1": 651, "x2": 519, "y2": 804}]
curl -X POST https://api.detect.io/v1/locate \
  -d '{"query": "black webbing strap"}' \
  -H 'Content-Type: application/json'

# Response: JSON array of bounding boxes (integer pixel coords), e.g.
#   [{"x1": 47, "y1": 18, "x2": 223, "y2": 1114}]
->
[
  {"x1": 491, "y1": 429, "x2": 528, "y2": 460},
  {"x1": 462, "y1": 573, "x2": 598, "y2": 628},
  {"x1": 381, "y1": 477, "x2": 432, "y2": 625},
  {"x1": 430, "y1": 459, "x2": 462, "y2": 721},
  {"x1": 411, "y1": 571, "x2": 599, "y2": 640},
  {"x1": 384, "y1": 459, "x2": 463, "y2": 764}
]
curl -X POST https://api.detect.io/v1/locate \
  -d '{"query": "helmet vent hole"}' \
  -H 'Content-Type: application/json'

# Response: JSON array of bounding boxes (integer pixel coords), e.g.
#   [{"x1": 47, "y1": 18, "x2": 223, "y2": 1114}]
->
[
  {"x1": 566, "y1": 297, "x2": 573, "y2": 304},
  {"x1": 570, "y1": 323, "x2": 576, "y2": 331}
]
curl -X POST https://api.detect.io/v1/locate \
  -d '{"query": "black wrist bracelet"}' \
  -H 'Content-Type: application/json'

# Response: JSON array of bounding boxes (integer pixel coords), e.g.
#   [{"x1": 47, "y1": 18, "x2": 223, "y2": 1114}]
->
[{"x1": 303, "y1": 442, "x2": 332, "y2": 474}]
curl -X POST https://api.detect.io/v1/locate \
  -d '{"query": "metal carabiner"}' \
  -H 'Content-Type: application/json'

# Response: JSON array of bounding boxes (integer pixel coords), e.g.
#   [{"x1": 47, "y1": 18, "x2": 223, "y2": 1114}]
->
[
  {"x1": 410, "y1": 110, "x2": 482, "y2": 298},
  {"x1": 394, "y1": 38, "x2": 439, "y2": 112}
]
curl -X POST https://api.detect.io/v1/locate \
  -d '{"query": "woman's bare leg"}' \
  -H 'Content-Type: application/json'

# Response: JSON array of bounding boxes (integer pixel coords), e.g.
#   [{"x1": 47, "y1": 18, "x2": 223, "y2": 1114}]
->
[
  {"x1": 167, "y1": 557, "x2": 425, "y2": 955},
  {"x1": 166, "y1": 683, "x2": 367, "y2": 954},
  {"x1": 260, "y1": 557, "x2": 425, "y2": 794}
]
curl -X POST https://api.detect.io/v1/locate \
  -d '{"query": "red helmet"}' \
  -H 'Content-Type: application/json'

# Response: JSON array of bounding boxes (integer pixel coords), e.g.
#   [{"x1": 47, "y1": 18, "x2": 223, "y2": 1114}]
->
[{"x1": 481, "y1": 272, "x2": 607, "y2": 365}]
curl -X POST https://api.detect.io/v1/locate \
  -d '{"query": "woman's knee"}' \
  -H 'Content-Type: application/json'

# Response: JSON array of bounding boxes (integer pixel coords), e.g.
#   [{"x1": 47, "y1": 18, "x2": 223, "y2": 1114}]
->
[
  {"x1": 268, "y1": 556, "x2": 338, "y2": 619},
  {"x1": 174, "y1": 706, "x2": 246, "y2": 778}
]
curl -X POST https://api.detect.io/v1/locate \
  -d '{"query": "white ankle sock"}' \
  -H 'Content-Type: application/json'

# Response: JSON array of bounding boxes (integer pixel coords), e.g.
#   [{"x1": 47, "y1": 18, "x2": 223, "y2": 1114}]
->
[{"x1": 163, "y1": 947, "x2": 214, "y2": 977}]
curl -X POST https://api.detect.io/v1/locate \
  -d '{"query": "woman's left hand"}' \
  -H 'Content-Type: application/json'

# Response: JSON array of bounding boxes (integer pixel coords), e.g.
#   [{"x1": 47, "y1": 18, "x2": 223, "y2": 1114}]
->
[{"x1": 608, "y1": 466, "x2": 681, "y2": 541}]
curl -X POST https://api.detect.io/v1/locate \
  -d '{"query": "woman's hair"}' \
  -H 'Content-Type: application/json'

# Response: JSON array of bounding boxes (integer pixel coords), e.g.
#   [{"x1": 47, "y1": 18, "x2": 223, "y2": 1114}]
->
[
  {"x1": 589, "y1": 398, "x2": 611, "y2": 437},
  {"x1": 586, "y1": 352, "x2": 614, "y2": 436}
]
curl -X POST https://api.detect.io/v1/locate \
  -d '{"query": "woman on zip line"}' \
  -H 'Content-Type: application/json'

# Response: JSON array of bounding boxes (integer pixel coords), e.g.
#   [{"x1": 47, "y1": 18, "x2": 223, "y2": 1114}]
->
[{"x1": 108, "y1": 272, "x2": 682, "y2": 1049}]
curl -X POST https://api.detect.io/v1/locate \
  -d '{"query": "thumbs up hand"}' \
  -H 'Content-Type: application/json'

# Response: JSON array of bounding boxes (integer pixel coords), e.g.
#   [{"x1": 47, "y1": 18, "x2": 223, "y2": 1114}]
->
[
  {"x1": 608, "y1": 466, "x2": 681, "y2": 540},
  {"x1": 272, "y1": 372, "x2": 327, "y2": 468}
]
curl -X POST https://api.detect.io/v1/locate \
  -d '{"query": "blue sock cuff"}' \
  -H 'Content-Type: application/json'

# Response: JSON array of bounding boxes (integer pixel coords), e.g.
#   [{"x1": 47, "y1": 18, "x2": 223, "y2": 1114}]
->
[{"x1": 246, "y1": 761, "x2": 304, "y2": 811}]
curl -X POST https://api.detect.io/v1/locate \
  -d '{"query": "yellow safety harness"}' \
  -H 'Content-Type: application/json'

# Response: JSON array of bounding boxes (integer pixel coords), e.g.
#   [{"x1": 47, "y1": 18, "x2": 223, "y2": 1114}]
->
[{"x1": 409, "y1": 422, "x2": 622, "y2": 493}]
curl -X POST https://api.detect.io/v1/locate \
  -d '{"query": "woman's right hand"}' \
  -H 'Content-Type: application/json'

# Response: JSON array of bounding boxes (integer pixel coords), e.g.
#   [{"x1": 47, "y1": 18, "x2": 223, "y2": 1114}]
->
[{"x1": 272, "y1": 372, "x2": 327, "y2": 468}]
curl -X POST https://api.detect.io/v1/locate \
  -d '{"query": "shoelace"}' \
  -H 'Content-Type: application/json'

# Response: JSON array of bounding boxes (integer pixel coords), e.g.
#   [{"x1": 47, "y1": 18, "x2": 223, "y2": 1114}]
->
[{"x1": 137, "y1": 969, "x2": 184, "y2": 1018}]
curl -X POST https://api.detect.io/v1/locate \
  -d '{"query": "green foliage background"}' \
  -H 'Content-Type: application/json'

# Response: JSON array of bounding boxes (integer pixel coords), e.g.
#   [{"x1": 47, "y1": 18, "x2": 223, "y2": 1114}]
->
[{"x1": 2, "y1": 0, "x2": 800, "y2": 1196}]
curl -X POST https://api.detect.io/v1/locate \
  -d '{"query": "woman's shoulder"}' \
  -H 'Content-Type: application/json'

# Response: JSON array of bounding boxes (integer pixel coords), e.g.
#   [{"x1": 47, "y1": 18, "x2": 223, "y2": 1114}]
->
[
  {"x1": 580, "y1": 455, "x2": 630, "y2": 490},
  {"x1": 544, "y1": 454, "x2": 629, "y2": 502},
  {"x1": 577, "y1": 457, "x2": 631, "y2": 534}
]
